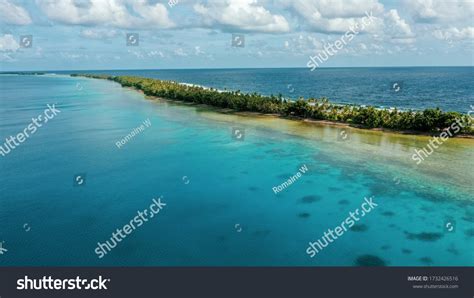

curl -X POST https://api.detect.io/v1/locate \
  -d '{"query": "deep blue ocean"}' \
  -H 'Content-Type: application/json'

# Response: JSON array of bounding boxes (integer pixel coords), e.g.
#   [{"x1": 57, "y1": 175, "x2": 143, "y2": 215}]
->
[
  {"x1": 0, "y1": 71, "x2": 473, "y2": 266},
  {"x1": 62, "y1": 67, "x2": 474, "y2": 112}
]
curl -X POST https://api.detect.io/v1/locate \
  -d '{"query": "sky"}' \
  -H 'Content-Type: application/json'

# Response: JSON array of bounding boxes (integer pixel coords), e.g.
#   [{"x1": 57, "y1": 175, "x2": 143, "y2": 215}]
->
[{"x1": 0, "y1": 0, "x2": 473, "y2": 71}]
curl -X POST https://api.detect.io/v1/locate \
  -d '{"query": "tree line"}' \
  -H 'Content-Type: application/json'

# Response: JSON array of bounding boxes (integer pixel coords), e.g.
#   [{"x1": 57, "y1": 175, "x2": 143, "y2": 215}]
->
[{"x1": 71, "y1": 74, "x2": 473, "y2": 135}]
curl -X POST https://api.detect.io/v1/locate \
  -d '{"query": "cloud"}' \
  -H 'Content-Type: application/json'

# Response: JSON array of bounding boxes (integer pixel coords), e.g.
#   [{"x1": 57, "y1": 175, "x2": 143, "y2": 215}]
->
[
  {"x1": 284, "y1": 34, "x2": 324, "y2": 55},
  {"x1": 405, "y1": 0, "x2": 474, "y2": 23},
  {"x1": 36, "y1": 0, "x2": 174, "y2": 29},
  {"x1": 0, "y1": 0, "x2": 32, "y2": 25},
  {"x1": 59, "y1": 52, "x2": 89, "y2": 59},
  {"x1": 0, "y1": 34, "x2": 20, "y2": 51},
  {"x1": 282, "y1": 0, "x2": 383, "y2": 34},
  {"x1": 433, "y1": 27, "x2": 474, "y2": 41},
  {"x1": 148, "y1": 50, "x2": 164, "y2": 58},
  {"x1": 193, "y1": 0, "x2": 290, "y2": 33},
  {"x1": 194, "y1": 46, "x2": 204, "y2": 55},
  {"x1": 173, "y1": 47, "x2": 187, "y2": 56},
  {"x1": 384, "y1": 9, "x2": 415, "y2": 44},
  {"x1": 80, "y1": 28, "x2": 118, "y2": 39},
  {"x1": 0, "y1": 53, "x2": 15, "y2": 61},
  {"x1": 403, "y1": 0, "x2": 473, "y2": 43},
  {"x1": 127, "y1": 49, "x2": 144, "y2": 59}
]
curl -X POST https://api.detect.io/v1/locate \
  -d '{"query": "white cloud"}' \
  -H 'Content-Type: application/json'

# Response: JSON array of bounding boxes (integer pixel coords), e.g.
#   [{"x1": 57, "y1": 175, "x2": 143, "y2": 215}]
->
[
  {"x1": 283, "y1": 0, "x2": 383, "y2": 33},
  {"x1": 433, "y1": 27, "x2": 474, "y2": 41},
  {"x1": 36, "y1": 0, "x2": 174, "y2": 29},
  {"x1": 148, "y1": 50, "x2": 164, "y2": 58},
  {"x1": 173, "y1": 48, "x2": 187, "y2": 56},
  {"x1": 403, "y1": 0, "x2": 473, "y2": 43},
  {"x1": 194, "y1": 0, "x2": 290, "y2": 33},
  {"x1": 405, "y1": 0, "x2": 474, "y2": 23},
  {"x1": 384, "y1": 9, "x2": 415, "y2": 44},
  {"x1": 59, "y1": 52, "x2": 89, "y2": 59},
  {"x1": 0, "y1": 53, "x2": 15, "y2": 62},
  {"x1": 285, "y1": 34, "x2": 324, "y2": 55},
  {"x1": 0, "y1": 0, "x2": 32, "y2": 25},
  {"x1": 194, "y1": 46, "x2": 204, "y2": 55},
  {"x1": 0, "y1": 34, "x2": 20, "y2": 51},
  {"x1": 80, "y1": 28, "x2": 118, "y2": 39},
  {"x1": 281, "y1": 1, "x2": 417, "y2": 47},
  {"x1": 127, "y1": 49, "x2": 144, "y2": 59}
]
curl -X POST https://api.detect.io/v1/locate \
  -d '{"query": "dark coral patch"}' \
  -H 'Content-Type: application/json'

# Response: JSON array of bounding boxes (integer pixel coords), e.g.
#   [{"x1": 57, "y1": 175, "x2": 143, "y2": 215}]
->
[
  {"x1": 381, "y1": 211, "x2": 395, "y2": 217},
  {"x1": 463, "y1": 209, "x2": 474, "y2": 220},
  {"x1": 338, "y1": 199, "x2": 350, "y2": 205},
  {"x1": 420, "y1": 206, "x2": 434, "y2": 212},
  {"x1": 350, "y1": 224, "x2": 368, "y2": 232},
  {"x1": 248, "y1": 186, "x2": 259, "y2": 191},
  {"x1": 253, "y1": 230, "x2": 271, "y2": 237},
  {"x1": 462, "y1": 216, "x2": 474, "y2": 223},
  {"x1": 418, "y1": 192, "x2": 448, "y2": 203},
  {"x1": 277, "y1": 173, "x2": 292, "y2": 179},
  {"x1": 355, "y1": 255, "x2": 387, "y2": 266},
  {"x1": 419, "y1": 257, "x2": 433, "y2": 265},
  {"x1": 298, "y1": 212, "x2": 310, "y2": 218},
  {"x1": 447, "y1": 247, "x2": 460, "y2": 256},
  {"x1": 404, "y1": 231, "x2": 443, "y2": 242},
  {"x1": 464, "y1": 228, "x2": 474, "y2": 237},
  {"x1": 380, "y1": 245, "x2": 391, "y2": 250},
  {"x1": 401, "y1": 249, "x2": 412, "y2": 254},
  {"x1": 265, "y1": 148, "x2": 286, "y2": 154},
  {"x1": 368, "y1": 182, "x2": 400, "y2": 197},
  {"x1": 300, "y1": 195, "x2": 322, "y2": 204}
]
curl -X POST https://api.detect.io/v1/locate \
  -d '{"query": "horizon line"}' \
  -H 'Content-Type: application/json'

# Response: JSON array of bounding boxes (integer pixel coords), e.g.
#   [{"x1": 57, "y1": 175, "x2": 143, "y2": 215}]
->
[{"x1": 2, "y1": 65, "x2": 474, "y2": 73}]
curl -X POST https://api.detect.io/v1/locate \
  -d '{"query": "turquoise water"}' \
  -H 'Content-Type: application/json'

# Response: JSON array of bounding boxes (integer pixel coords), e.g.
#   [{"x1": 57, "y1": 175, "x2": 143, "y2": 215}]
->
[{"x1": 0, "y1": 74, "x2": 473, "y2": 266}]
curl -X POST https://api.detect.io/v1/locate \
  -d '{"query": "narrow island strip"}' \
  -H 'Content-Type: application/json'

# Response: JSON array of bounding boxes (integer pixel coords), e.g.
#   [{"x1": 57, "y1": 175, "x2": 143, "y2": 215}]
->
[{"x1": 71, "y1": 74, "x2": 473, "y2": 137}]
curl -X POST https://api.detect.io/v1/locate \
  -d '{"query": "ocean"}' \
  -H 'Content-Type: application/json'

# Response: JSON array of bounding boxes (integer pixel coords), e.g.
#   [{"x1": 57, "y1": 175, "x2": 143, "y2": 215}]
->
[
  {"x1": 63, "y1": 67, "x2": 474, "y2": 113},
  {"x1": 0, "y1": 71, "x2": 472, "y2": 266}
]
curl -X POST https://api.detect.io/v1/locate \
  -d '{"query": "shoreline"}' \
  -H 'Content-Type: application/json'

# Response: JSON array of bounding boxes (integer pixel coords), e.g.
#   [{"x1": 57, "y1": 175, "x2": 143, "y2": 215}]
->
[
  {"x1": 143, "y1": 86, "x2": 473, "y2": 201},
  {"x1": 73, "y1": 74, "x2": 474, "y2": 139},
  {"x1": 137, "y1": 90, "x2": 474, "y2": 140}
]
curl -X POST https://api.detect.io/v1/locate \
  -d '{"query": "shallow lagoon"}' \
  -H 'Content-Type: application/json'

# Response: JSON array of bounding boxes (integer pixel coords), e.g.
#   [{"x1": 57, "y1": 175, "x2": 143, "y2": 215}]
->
[{"x1": 0, "y1": 75, "x2": 472, "y2": 266}]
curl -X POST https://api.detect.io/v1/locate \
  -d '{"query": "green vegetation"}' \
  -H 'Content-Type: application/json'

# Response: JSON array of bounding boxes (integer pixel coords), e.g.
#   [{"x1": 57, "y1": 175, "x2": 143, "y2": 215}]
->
[
  {"x1": 71, "y1": 74, "x2": 473, "y2": 135},
  {"x1": 1, "y1": 72, "x2": 45, "y2": 75}
]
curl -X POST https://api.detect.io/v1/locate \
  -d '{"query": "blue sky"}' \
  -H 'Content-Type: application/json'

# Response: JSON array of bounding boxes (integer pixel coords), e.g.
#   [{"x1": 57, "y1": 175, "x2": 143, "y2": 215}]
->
[{"x1": 0, "y1": 0, "x2": 473, "y2": 71}]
